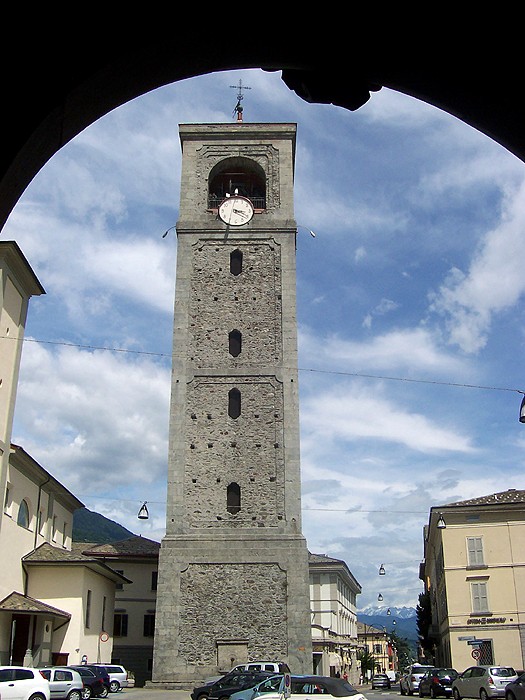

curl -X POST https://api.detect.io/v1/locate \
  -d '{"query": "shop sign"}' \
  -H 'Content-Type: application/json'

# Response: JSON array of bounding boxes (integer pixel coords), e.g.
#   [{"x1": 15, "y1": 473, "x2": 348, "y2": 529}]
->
[{"x1": 467, "y1": 617, "x2": 506, "y2": 625}]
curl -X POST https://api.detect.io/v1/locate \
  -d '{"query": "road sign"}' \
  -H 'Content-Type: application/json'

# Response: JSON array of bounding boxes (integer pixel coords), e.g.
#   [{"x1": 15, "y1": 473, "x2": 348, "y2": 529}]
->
[
  {"x1": 284, "y1": 673, "x2": 291, "y2": 699},
  {"x1": 472, "y1": 648, "x2": 481, "y2": 660}
]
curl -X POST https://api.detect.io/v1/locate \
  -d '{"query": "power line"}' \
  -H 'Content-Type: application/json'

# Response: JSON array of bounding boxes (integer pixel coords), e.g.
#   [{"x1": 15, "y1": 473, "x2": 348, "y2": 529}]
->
[{"x1": 2, "y1": 334, "x2": 522, "y2": 395}]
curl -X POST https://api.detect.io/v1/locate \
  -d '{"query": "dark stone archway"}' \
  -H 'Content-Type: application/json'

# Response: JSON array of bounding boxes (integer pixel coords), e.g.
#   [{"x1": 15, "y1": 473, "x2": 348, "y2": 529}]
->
[{"x1": 1, "y1": 24, "x2": 523, "y2": 232}]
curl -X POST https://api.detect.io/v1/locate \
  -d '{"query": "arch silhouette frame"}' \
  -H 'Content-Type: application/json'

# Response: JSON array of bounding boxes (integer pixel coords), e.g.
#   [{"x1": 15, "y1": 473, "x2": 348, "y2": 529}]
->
[{"x1": 1, "y1": 27, "x2": 524, "y2": 233}]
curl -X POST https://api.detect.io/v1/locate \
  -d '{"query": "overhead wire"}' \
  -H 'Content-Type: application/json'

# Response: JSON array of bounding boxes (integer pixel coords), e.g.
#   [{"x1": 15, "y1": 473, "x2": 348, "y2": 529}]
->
[{"x1": 2, "y1": 334, "x2": 523, "y2": 395}]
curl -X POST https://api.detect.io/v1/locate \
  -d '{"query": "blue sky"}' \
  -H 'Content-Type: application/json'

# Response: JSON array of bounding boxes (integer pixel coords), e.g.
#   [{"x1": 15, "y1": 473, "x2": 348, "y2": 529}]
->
[{"x1": 3, "y1": 68, "x2": 525, "y2": 611}]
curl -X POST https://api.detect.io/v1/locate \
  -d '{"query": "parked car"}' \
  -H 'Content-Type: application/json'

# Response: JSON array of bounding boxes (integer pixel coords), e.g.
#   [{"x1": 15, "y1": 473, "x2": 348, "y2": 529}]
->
[
  {"x1": 505, "y1": 673, "x2": 525, "y2": 700},
  {"x1": 205, "y1": 664, "x2": 291, "y2": 687},
  {"x1": 452, "y1": 666, "x2": 518, "y2": 700},
  {"x1": 79, "y1": 668, "x2": 110, "y2": 696},
  {"x1": 372, "y1": 674, "x2": 391, "y2": 689},
  {"x1": 0, "y1": 666, "x2": 50, "y2": 700},
  {"x1": 230, "y1": 664, "x2": 290, "y2": 675},
  {"x1": 261, "y1": 675, "x2": 367, "y2": 700},
  {"x1": 88, "y1": 666, "x2": 128, "y2": 693},
  {"x1": 67, "y1": 668, "x2": 107, "y2": 699},
  {"x1": 40, "y1": 668, "x2": 83, "y2": 700},
  {"x1": 229, "y1": 675, "x2": 283, "y2": 700},
  {"x1": 192, "y1": 672, "x2": 275, "y2": 700},
  {"x1": 419, "y1": 669, "x2": 458, "y2": 698},
  {"x1": 401, "y1": 666, "x2": 435, "y2": 695}
]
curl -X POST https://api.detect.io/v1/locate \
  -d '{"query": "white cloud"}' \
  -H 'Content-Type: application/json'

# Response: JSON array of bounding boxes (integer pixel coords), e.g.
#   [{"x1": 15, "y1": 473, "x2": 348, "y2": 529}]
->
[
  {"x1": 12, "y1": 341, "x2": 170, "y2": 497},
  {"x1": 429, "y1": 178, "x2": 525, "y2": 353},
  {"x1": 299, "y1": 325, "x2": 470, "y2": 378},
  {"x1": 301, "y1": 383, "x2": 475, "y2": 454}
]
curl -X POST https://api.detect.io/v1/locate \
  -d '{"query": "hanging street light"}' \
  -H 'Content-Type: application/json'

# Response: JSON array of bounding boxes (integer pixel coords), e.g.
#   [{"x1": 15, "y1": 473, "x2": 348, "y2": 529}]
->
[{"x1": 138, "y1": 502, "x2": 149, "y2": 520}]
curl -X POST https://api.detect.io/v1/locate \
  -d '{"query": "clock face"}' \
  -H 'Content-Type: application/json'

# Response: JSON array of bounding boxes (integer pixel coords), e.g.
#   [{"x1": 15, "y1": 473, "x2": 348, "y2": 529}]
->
[{"x1": 218, "y1": 196, "x2": 254, "y2": 226}]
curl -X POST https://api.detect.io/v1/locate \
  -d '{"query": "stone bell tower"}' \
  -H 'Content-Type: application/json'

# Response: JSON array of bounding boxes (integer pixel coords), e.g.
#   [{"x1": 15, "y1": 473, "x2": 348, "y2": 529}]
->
[{"x1": 151, "y1": 121, "x2": 312, "y2": 686}]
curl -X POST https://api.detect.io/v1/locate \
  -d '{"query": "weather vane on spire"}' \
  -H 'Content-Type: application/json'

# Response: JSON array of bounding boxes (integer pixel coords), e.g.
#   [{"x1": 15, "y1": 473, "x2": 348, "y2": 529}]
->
[{"x1": 231, "y1": 78, "x2": 251, "y2": 122}]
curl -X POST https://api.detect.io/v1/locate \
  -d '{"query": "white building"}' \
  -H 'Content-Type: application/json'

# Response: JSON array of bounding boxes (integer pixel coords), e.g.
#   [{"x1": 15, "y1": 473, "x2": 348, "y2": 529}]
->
[{"x1": 309, "y1": 553, "x2": 361, "y2": 683}]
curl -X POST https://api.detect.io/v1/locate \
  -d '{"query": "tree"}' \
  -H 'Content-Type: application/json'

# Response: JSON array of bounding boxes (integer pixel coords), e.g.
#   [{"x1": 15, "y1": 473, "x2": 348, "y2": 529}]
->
[
  {"x1": 389, "y1": 630, "x2": 413, "y2": 670},
  {"x1": 358, "y1": 648, "x2": 376, "y2": 678},
  {"x1": 417, "y1": 591, "x2": 434, "y2": 657}
]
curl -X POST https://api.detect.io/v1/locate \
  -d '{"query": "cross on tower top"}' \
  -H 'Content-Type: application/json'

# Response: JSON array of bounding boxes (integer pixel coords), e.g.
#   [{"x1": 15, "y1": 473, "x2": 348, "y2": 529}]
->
[{"x1": 230, "y1": 78, "x2": 251, "y2": 121}]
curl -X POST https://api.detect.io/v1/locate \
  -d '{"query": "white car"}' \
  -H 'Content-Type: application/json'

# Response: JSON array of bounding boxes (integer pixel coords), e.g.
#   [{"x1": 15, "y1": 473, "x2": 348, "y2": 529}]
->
[
  {"x1": 262, "y1": 675, "x2": 368, "y2": 700},
  {"x1": 40, "y1": 667, "x2": 83, "y2": 700},
  {"x1": 0, "y1": 666, "x2": 50, "y2": 700}
]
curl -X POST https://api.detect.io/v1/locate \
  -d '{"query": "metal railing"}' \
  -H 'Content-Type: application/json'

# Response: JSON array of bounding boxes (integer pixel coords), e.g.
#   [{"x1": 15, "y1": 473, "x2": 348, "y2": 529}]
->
[{"x1": 208, "y1": 195, "x2": 266, "y2": 210}]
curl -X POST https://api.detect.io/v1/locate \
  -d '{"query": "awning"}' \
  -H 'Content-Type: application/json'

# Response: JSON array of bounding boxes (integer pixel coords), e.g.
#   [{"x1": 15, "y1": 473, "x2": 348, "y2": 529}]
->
[
  {"x1": 0, "y1": 591, "x2": 70, "y2": 619},
  {"x1": 329, "y1": 652, "x2": 342, "y2": 669}
]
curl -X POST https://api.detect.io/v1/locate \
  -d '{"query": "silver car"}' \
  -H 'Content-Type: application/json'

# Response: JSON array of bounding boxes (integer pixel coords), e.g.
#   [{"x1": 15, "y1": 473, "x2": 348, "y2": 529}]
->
[
  {"x1": 40, "y1": 668, "x2": 83, "y2": 700},
  {"x1": 401, "y1": 666, "x2": 435, "y2": 695},
  {"x1": 452, "y1": 666, "x2": 518, "y2": 700}
]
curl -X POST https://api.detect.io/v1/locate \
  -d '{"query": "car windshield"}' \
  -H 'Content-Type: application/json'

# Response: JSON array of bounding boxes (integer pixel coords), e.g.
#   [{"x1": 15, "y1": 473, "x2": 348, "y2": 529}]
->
[
  {"x1": 289, "y1": 677, "x2": 360, "y2": 697},
  {"x1": 490, "y1": 668, "x2": 516, "y2": 677},
  {"x1": 437, "y1": 670, "x2": 457, "y2": 679}
]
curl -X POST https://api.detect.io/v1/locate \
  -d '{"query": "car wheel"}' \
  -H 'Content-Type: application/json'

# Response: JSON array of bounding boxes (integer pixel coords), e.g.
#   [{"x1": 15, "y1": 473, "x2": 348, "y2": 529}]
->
[
  {"x1": 109, "y1": 682, "x2": 120, "y2": 693},
  {"x1": 480, "y1": 691, "x2": 488, "y2": 700},
  {"x1": 28, "y1": 695, "x2": 46, "y2": 700},
  {"x1": 196, "y1": 694, "x2": 209, "y2": 700},
  {"x1": 453, "y1": 689, "x2": 461, "y2": 700},
  {"x1": 68, "y1": 691, "x2": 82, "y2": 700},
  {"x1": 82, "y1": 689, "x2": 92, "y2": 700},
  {"x1": 99, "y1": 686, "x2": 109, "y2": 698}
]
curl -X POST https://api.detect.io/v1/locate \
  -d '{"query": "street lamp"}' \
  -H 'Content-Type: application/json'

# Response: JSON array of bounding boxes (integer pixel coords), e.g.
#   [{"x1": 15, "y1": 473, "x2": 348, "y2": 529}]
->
[{"x1": 437, "y1": 514, "x2": 446, "y2": 529}]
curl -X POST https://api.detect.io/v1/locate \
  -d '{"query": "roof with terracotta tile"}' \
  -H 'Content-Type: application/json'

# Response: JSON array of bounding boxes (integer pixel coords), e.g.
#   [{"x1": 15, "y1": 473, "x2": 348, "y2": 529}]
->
[{"x1": 441, "y1": 489, "x2": 525, "y2": 508}]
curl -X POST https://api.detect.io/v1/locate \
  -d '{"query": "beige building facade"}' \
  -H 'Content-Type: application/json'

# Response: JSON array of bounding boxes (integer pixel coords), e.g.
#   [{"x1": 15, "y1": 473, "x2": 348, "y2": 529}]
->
[
  {"x1": 77, "y1": 537, "x2": 159, "y2": 687},
  {"x1": 0, "y1": 241, "x2": 125, "y2": 667},
  {"x1": 356, "y1": 622, "x2": 397, "y2": 679},
  {"x1": 421, "y1": 490, "x2": 525, "y2": 671}
]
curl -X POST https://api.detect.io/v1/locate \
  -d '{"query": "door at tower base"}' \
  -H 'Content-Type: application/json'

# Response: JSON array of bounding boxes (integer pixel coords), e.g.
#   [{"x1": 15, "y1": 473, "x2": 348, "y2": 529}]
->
[{"x1": 150, "y1": 537, "x2": 312, "y2": 686}]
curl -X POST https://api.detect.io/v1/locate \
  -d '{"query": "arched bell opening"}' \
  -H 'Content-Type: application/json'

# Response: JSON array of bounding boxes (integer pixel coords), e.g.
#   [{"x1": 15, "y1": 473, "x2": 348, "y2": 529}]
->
[{"x1": 208, "y1": 157, "x2": 266, "y2": 211}]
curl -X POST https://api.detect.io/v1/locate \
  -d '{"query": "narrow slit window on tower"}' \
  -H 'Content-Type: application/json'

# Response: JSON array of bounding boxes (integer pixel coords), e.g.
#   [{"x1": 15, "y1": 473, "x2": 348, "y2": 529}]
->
[
  {"x1": 229, "y1": 329, "x2": 242, "y2": 357},
  {"x1": 227, "y1": 482, "x2": 241, "y2": 514},
  {"x1": 230, "y1": 249, "x2": 243, "y2": 276},
  {"x1": 228, "y1": 388, "x2": 241, "y2": 419}
]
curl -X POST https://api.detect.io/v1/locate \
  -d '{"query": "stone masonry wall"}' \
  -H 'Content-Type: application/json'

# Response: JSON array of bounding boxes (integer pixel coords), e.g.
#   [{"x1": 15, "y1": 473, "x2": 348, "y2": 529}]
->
[
  {"x1": 188, "y1": 240, "x2": 282, "y2": 367},
  {"x1": 185, "y1": 376, "x2": 285, "y2": 527},
  {"x1": 178, "y1": 563, "x2": 287, "y2": 665}
]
